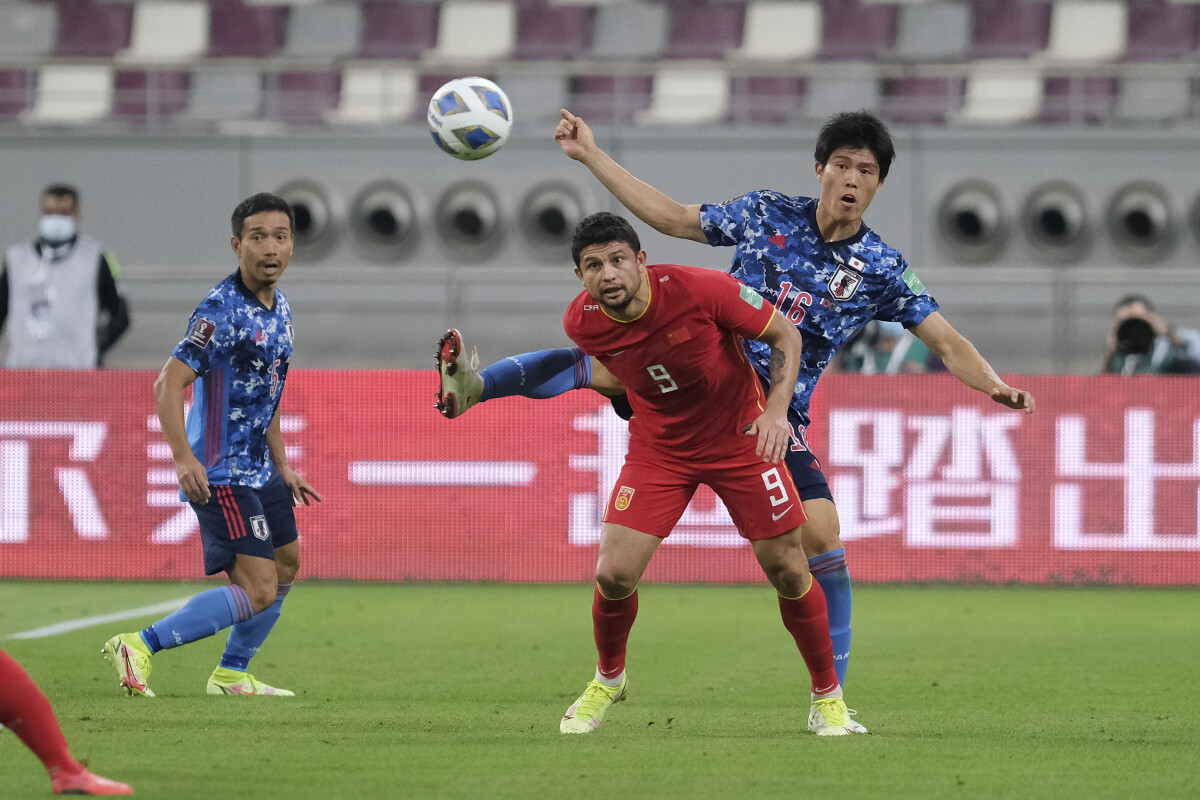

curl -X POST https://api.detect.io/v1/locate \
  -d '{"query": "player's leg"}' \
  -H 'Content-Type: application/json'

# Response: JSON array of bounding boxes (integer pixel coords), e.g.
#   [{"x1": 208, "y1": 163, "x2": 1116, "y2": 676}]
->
[
  {"x1": 211, "y1": 476, "x2": 298, "y2": 696},
  {"x1": 561, "y1": 522, "x2": 661, "y2": 734},
  {"x1": 102, "y1": 485, "x2": 266, "y2": 697},
  {"x1": 0, "y1": 650, "x2": 133, "y2": 795},
  {"x1": 751, "y1": 528, "x2": 850, "y2": 736},
  {"x1": 436, "y1": 328, "x2": 593, "y2": 418},
  {"x1": 785, "y1": 418, "x2": 855, "y2": 688}
]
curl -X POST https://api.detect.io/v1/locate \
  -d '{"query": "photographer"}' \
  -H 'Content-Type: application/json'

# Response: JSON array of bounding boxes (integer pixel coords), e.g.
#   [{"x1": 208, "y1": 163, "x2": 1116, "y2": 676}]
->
[{"x1": 1103, "y1": 295, "x2": 1200, "y2": 375}]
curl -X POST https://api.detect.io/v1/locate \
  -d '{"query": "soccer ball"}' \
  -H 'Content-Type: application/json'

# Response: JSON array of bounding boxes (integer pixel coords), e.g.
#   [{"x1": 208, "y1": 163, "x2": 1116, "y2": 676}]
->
[{"x1": 427, "y1": 77, "x2": 513, "y2": 161}]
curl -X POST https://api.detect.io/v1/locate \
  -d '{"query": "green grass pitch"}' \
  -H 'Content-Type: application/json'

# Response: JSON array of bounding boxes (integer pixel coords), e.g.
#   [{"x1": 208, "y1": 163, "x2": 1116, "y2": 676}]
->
[{"x1": 1, "y1": 581, "x2": 1196, "y2": 799}]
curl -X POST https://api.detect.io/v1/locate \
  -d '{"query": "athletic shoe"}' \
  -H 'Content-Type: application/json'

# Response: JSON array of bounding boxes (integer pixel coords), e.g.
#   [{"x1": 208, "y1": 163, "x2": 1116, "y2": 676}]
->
[
  {"x1": 435, "y1": 328, "x2": 483, "y2": 419},
  {"x1": 51, "y1": 765, "x2": 134, "y2": 795},
  {"x1": 207, "y1": 667, "x2": 295, "y2": 696},
  {"x1": 807, "y1": 696, "x2": 852, "y2": 736},
  {"x1": 559, "y1": 676, "x2": 627, "y2": 734},
  {"x1": 101, "y1": 633, "x2": 155, "y2": 698},
  {"x1": 844, "y1": 708, "x2": 869, "y2": 734}
]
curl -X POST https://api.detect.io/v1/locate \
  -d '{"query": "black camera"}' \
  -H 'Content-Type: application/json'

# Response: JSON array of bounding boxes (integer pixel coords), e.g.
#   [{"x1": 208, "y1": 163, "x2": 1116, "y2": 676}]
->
[{"x1": 1114, "y1": 317, "x2": 1156, "y2": 355}]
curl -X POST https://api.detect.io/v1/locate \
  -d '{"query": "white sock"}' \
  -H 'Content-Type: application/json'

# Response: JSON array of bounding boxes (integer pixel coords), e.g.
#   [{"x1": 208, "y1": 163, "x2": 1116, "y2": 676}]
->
[
  {"x1": 811, "y1": 685, "x2": 843, "y2": 701},
  {"x1": 594, "y1": 667, "x2": 625, "y2": 688}
]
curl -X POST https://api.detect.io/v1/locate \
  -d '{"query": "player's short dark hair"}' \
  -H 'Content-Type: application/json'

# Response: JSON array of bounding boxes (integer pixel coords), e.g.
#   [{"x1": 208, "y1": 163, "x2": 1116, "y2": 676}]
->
[
  {"x1": 571, "y1": 212, "x2": 642, "y2": 266},
  {"x1": 814, "y1": 111, "x2": 896, "y2": 180},
  {"x1": 42, "y1": 184, "x2": 79, "y2": 208},
  {"x1": 1114, "y1": 294, "x2": 1154, "y2": 313},
  {"x1": 231, "y1": 192, "x2": 295, "y2": 238}
]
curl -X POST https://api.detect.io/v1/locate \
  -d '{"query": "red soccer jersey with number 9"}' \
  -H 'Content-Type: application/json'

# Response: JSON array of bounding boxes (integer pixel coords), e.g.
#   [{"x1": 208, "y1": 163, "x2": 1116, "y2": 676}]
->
[{"x1": 563, "y1": 263, "x2": 777, "y2": 458}]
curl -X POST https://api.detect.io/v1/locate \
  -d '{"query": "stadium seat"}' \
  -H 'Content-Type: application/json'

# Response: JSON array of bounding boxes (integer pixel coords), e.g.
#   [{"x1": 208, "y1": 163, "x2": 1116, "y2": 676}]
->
[
  {"x1": 818, "y1": 0, "x2": 897, "y2": 61},
  {"x1": 27, "y1": 64, "x2": 114, "y2": 123},
  {"x1": 1042, "y1": 0, "x2": 1127, "y2": 61},
  {"x1": 635, "y1": 66, "x2": 730, "y2": 124},
  {"x1": 0, "y1": 70, "x2": 33, "y2": 120},
  {"x1": 266, "y1": 71, "x2": 341, "y2": 124},
  {"x1": 1124, "y1": 0, "x2": 1198, "y2": 61},
  {"x1": 360, "y1": 1, "x2": 440, "y2": 59},
  {"x1": 0, "y1": 3, "x2": 59, "y2": 58},
  {"x1": 207, "y1": 0, "x2": 286, "y2": 59},
  {"x1": 118, "y1": 0, "x2": 209, "y2": 63},
  {"x1": 586, "y1": 2, "x2": 669, "y2": 60},
  {"x1": 727, "y1": 1, "x2": 820, "y2": 61},
  {"x1": 888, "y1": 1, "x2": 972, "y2": 62},
  {"x1": 971, "y1": 0, "x2": 1050, "y2": 59},
  {"x1": 112, "y1": 69, "x2": 189, "y2": 123},
  {"x1": 177, "y1": 68, "x2": 261, "y2": 122},
  {"x1": 664, "y1": 1, "x2": 744, "y2": 59},
  {"x1": 55, "y1": 0, "x2": 132, "y2": 58},
  {"x1": 281, "y1": 3, "x2": 363, "y2": 59},
  {"x1": 728, "y1": 76, "x2": 805, "y2": 125},
  {"x1": 569, "y1": 74, "x2": 654, "y2": 123},
  {"x1": 1113, "y1": 76, "x2": 1193, "y2": 123},
  {"x1": 424, "y1": 1, "x2": 517, "y2": 63},
  {"x1": 326, "y1": 66, "x2": 419, "y2": 124},
  {"x1": 883, "y1": 76, "x2": 963, "y2": 124},
  {"x1": 956, "y1": 60, "x2": 1043, "y2": 123},
  {"x1": 1041, "y1": 76, "x2": 1118, "y2": 123},
  {"x1": 514, "y1": 0, "x2": 593, "y2": 60},
  {"x1": 494, "y1": 72, "x2": 570, "y2": 122},
  {"x1": 801, "y1": 72, "x2": 881, "y2": 120}
]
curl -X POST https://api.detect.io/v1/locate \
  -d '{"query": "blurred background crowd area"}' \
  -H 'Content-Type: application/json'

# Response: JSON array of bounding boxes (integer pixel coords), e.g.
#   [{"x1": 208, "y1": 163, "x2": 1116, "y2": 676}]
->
[{"x1": 1, "y1": 0, "x2": 1199, "y2": 374}]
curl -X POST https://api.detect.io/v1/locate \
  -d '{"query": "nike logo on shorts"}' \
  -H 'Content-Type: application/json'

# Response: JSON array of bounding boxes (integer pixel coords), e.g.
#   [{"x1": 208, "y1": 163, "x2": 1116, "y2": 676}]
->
[{"x1": 771, "y1": 506, "x2": 793, "y2": 521}]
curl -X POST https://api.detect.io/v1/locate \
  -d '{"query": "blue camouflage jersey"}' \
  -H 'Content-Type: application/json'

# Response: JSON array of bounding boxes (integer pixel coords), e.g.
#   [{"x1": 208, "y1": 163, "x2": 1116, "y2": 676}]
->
[
  {"x1": 172, "y1": 271, "x2": 294, "y2": 489},
  {"x1": 701, "y1": 191, "x2": 939, "y2": 425}
]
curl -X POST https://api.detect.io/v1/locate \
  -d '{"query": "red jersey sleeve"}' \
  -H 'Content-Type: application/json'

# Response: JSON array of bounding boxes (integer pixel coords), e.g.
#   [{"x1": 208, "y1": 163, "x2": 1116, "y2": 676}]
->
[{"x1": 691, "y1": 268, "x2": 777, "y2": 341}]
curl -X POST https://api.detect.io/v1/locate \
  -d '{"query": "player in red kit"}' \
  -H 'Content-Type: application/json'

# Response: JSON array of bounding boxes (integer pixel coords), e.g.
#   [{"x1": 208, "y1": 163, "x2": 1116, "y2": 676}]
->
[{"x1": 556, "y1": 212, "x2": 854, "y2": 736}]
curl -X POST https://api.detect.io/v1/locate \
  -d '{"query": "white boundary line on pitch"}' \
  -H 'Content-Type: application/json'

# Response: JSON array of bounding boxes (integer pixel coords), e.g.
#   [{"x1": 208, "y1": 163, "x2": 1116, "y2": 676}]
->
[{"x1": 5, "y1": 598, "x2": 191, "y2": 640}]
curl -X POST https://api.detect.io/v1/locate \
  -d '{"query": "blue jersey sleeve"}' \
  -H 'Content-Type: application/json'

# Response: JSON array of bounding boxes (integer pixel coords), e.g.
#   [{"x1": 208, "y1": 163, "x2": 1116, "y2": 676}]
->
[
  {"x1": 172, "y1": 298, "x2": 229, "y2": 377},
  {"x1": 699, "y1": 191, "x2": 764, "y2": 247},
  {"x1": 872, "y1": 258, "x2": 940, "y2": 328}
]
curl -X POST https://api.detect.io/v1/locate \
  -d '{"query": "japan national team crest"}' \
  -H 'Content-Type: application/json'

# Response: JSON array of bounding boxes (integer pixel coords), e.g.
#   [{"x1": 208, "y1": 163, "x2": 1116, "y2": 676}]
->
[
  {"x1": 250, "y1": 515, "x2": 270, "y2": 541},
  {"x1": 828, "y1": 265, "x2": 864, "y2": 300},
  {"x1": 614, "y1": 485, "x2": 635, "y2": 512}
]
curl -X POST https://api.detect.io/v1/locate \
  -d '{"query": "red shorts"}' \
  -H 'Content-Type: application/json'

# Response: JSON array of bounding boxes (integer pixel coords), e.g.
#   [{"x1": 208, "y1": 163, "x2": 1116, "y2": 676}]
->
[{"x1": 603, "y1": 436, "x2": 808, "y2": 541}]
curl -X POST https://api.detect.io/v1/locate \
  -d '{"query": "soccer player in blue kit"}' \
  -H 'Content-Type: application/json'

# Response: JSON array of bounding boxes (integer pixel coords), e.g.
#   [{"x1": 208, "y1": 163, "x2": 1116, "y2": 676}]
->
[
  {"x1": 103, "y1": 193, "x2": 321, "y2": 697},
  {"x1": 437, "y1": 110, "x2": 1035, "y2": 734}
]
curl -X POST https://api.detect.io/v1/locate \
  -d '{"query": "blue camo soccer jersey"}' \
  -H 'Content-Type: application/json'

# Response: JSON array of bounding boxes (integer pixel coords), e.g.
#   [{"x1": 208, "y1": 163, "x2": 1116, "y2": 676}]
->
[
  {"x1": 171, "y1": 271, "x2": 293, "y2": 489},
  {"x1": 700, "y1": 191, "x2": 940, "y2": 425}
]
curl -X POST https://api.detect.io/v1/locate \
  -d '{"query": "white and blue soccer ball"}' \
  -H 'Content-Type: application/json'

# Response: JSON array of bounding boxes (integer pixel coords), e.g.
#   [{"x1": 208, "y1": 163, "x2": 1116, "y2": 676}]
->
[{"x1": 427, "y1": 77, "x2": 513, "y2": 161}]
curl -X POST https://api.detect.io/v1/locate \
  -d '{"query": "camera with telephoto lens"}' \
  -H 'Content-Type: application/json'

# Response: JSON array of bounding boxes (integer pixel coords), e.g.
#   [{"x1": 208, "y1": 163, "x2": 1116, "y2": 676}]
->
[{"x1": 1114, "y1": 317, "x2": 1156, "y2": 355}]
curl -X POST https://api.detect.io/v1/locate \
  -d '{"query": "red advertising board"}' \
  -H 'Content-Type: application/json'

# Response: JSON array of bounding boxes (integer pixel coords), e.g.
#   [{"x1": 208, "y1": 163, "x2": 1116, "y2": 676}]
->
[{"x1": 1, "y1": 371, "x2": 1197, "y2": 584}]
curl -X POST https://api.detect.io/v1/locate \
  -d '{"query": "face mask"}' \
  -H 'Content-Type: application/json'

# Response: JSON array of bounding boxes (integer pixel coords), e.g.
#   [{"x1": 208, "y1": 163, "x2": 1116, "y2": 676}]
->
[{"x1": 39, "y1": 215, "x2": 76, "y2": 244}]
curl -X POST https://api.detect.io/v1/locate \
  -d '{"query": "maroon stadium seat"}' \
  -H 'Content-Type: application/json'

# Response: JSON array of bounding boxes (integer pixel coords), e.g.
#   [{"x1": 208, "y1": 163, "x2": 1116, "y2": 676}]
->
[
  {"x1": 267, "y1": 71, "x2": 342, "y2": 124},
  {"x1": 569, "y1": 75, "x2": 654, "y2": 125},
  {"x1": 665, "y1": 0, "x2": 744, "y2": 59},
  {"x1": 1124, "y1": 0, "x2": 1198, "y2": 61},
  {"x1": 360, "y1": 1, "x2": 439, "y2": 60},
  {"x1": 971, "y1": 0, "x2": 1051, "y2": 60},
  {"x1": 1041, "y1": 76, "x2": 1118, "y2": 124},
  {"x1": 818, "y1": 0, "x2": 896, "y2": 61},
  {"x1": 0, "y1": 69, "x2": 33, "y2": 120},
  {"x1": 730, "y1": 76, "x2": 806, "y2": 126},
  {"x1": 882, "y1": 76, "x2": 964, "y2": 125},
  {"x1": 514, "y1": 0, "x2": 593, "y2": 60},
  {"x1": 207, "y1": 0, "x2": 286, "y2": 59},
  {"x1": 54, "y1": 0, "x2": 132, "y2": 58},
  {"x1": 112, "y1": 70, "x2": 189, "y2": 123}
]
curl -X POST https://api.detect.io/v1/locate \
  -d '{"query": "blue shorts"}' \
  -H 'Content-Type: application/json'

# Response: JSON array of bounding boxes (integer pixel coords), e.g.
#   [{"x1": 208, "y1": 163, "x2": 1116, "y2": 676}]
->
[
  {"x1": 783, "y1": 408, "x2": 833, "y2": 504},
  {"x1": 191, "y1": 473, "x2": 299, "y2": 576}
]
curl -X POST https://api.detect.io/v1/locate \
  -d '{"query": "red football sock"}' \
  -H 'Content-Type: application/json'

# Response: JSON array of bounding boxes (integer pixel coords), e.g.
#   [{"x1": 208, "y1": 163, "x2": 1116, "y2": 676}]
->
[
  {"x1": 593, "y1": 585, "x2": 638, "y2": 679},
  {"x1": 0, "y1": 650, "x2": 81, "y2": 776},
  {"x1": 777, "y1": 578, "x2": 840, "y2": 695}
]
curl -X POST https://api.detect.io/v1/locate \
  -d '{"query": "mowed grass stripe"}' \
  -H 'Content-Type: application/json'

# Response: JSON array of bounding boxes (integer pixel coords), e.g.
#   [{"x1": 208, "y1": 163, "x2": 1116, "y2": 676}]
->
[{"x1": 0, "y1": 583, "x2": 1195, "y2": 800}]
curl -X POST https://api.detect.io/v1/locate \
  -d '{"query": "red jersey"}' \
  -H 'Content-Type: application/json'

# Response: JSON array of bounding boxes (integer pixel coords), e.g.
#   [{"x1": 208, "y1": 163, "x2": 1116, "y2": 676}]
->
[{"x1": 563, "y1": 264, "x2": 777, "y2": 456}]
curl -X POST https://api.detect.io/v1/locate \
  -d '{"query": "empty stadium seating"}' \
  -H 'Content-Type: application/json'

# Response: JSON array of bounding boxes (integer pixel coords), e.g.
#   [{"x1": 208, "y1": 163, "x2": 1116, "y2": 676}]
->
[{"x1": 0, "y1": 0, "x2": 1195, "y2": 129}]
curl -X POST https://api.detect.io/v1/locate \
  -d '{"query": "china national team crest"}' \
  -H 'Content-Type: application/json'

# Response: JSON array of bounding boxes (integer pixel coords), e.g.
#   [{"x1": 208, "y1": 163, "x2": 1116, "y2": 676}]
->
[
  {"x1": 614, "y1": 486, "x2": 635, "y2": 512},
  {"x1": 828, "y1": 265, "x2": 864, "y2": 300},
  {"x1": 250, "y1": 515, "x2": 270, "y2": 541}
]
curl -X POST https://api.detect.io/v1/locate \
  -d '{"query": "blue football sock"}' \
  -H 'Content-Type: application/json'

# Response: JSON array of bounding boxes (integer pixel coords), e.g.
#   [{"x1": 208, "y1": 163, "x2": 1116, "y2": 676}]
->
[
  {"x1": 479, "y1": 347, "x2": 591, "y2": 402},
  {"x1": 141, "y1": 585, "x2": 254, "y2": 653},
  {"x1": 219, "y1": 583, "x2": 291, "y2": 671},
  {"x1": 809, "y1": 548, "x2": 852, "y2": 687}
]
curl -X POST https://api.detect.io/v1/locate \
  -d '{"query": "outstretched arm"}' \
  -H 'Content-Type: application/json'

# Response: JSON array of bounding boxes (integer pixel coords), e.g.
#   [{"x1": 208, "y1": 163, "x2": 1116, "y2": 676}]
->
[
  {"x1": 743, "y1": 311, "x2": 804, "y2": 462},
  {"x1": 911, "y1": 311, "x2": 1035, "y2": 412},
  {"x1": 554, "y1": 109, "x2": 707, "y2": 243},
  {"x1": 267, "y1": 408, "x2": 322, "y2": 506}
]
